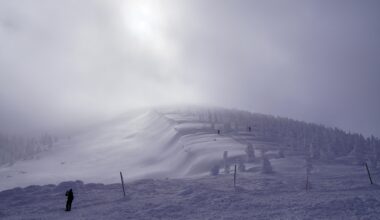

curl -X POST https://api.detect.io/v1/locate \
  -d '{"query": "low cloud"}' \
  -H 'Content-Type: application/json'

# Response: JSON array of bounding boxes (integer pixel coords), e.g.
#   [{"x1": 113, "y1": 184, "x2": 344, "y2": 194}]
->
[{"x1": 0, "y1": 0, "x2": 379, "y2": 136}]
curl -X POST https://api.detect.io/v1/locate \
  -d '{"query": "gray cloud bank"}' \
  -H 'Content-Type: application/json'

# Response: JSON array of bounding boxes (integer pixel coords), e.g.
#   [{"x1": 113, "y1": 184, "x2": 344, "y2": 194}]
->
[{"x1": 0, "y1": 0, "x2": 379, "y2": 136}]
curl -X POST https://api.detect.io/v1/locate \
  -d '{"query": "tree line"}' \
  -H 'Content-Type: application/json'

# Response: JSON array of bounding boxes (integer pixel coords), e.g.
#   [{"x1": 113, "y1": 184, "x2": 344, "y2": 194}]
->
[
  {"x1": 184, "y1": 106, "x2": 380, "y2": 162},
  {"x1": 0, "y1": 133, "x2": 58, "y2": 166}
]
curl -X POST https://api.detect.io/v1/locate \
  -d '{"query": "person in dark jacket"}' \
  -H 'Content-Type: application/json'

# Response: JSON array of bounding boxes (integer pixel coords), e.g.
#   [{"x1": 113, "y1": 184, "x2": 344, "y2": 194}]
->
[{"x1": 65, "y1": 189, "x2": 74, "y2": 211}]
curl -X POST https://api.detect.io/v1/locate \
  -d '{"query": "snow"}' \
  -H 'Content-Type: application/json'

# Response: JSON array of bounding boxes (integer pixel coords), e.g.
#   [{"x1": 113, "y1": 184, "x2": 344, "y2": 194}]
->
[
  {"x1": 1, "y1": 106, "x2": 380, "y2": 219},
  {"x1": 0, "y1": 108, "x2": 249, "y2": 190},
  {"x1": 1, "y1": 159, "x2": 380, "y2": 219}
]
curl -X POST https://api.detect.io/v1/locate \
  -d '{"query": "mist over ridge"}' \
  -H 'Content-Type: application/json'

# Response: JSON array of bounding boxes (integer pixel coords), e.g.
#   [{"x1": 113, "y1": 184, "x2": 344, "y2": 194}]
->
[{"x1": 0, "y1": 0, "x2": 379, "y2": 137}]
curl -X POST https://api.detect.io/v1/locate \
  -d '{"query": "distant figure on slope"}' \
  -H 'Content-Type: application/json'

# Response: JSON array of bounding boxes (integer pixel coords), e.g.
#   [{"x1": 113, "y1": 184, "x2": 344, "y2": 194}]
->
[
  {"x1": 248, "y1": 126, "x2": 251, "y2": 132},
  {"x1": 65, "y1": 189, "x2": 74, "y2": 211},
  {"x1": 217, "y1": 129, "x2": 220, "y2": 135}
]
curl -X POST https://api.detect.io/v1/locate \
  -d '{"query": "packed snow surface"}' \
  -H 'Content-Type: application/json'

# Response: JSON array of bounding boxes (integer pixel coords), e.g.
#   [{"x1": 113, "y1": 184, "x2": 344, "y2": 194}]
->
[{"x1": 1, "y1": 158, "x2": 380, "y2": 219}]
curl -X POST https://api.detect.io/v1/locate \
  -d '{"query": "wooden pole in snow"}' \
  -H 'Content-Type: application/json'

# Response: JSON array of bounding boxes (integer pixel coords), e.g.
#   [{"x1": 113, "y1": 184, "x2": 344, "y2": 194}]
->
[
  {"x1": 120, "y1": 171, "x2": 126, "y2": 197},
  {"x1": 233, "y1": 164, "x2": 237, "y2": 187},
  {"x1": 306, "y1": 170, "x2": 309, "y2": 191},
  {"x1": 365, "y1": 163, "x2": 373, "y2": 185}
]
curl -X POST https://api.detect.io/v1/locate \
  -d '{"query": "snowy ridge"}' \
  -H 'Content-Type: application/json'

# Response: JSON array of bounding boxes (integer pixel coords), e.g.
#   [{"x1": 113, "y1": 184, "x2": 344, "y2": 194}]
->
[
  {"x1": 0, "y1": 108, "x2": 255, "y2": 190},
  {"x1": 1, "y1": 106, "x2": 379, "y2": 191}
]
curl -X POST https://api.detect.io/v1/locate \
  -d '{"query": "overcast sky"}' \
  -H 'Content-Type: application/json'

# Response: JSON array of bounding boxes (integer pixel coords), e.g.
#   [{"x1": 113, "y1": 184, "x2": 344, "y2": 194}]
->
[{"x1": 0, "y1": 0, "x2": 379, "y2": 136}]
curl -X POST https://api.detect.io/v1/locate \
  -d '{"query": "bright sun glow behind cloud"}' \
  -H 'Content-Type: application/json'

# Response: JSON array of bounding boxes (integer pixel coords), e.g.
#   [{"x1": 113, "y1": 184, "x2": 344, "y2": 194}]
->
[
  {"x1": 123, "y1": 1, "x2": 175, "y2": 59},
  {"x1": 126, "y1": 2, "x2": 162, "y2": 39},
  {"x1": 117, "y1": 1, "x2": 200, "y2": 109},
  {"x1": 2, "y1": 0, "x2": 379, "y2": 136},
  {"x1": 122, "y1": 1, "x2": 182, "y2": 76}
]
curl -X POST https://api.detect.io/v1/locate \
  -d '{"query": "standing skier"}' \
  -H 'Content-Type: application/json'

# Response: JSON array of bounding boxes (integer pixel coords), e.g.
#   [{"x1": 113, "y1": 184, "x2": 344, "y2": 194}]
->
[{"x1": 65, "y1": 189, "x2": 74, "y2": 211}]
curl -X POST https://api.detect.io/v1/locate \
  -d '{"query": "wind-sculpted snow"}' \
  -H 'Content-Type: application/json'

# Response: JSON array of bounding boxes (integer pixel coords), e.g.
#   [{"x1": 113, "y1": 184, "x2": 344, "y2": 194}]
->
[
  {"x1": 1, "y1": 160, "x2": 380, "y2": 220},
  {"x1": 0, "y1": 108, "x2": 380, "y2": 190},
  {"x1": 0, "y1": 108, "x2": 253, "y2": 190}
]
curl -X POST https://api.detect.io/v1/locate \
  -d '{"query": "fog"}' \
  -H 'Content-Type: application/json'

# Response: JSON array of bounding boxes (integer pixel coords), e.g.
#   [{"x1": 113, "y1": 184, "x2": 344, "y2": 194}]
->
[{"x1": 0, "y1": 0, "x2": 379, "y2": 136}]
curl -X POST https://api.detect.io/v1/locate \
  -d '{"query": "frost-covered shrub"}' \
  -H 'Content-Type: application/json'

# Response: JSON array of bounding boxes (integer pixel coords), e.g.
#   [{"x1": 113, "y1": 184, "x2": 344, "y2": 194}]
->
[
  {"x1": 238, "y1": 159, "x2": 246, "y2": 172},
  {"x1": 224, "y1": 163, "x2": 231, "y2": 174},
  {"x1": 223, "y1": 151, "x2": 230, "y2": 174},
  {"x1": 210, "y1": 164, "x2": 220, "y2": 176},
  {"x1": 223, "y1": 151, "x2": 228, "y2": 160},
  {"x1": 245, "y1": 144, "x2": 255, "y2": 162},
  {"x1": 261, "y1": 157, "x2": 273, "y2": 174}
]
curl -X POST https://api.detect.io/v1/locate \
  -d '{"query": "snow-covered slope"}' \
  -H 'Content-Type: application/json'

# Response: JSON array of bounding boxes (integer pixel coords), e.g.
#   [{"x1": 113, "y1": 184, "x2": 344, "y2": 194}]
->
[
  {"x1": 0, "y1": 107, "x2": 263, "y2": 190},
  {"x1": 1, "y1": 158, "x2": 380, "y2": 220},
  {"x1": 1, "y1": 106, "x2": 378, "y2": 192},
  {"x1": 1, "y1": 106, "x2": 380, "y2": 219}
]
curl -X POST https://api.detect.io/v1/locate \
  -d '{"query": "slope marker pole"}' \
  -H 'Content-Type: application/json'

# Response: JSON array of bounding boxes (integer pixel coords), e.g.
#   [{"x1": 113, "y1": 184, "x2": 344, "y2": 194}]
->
[
  {"x1": 120, "y1": 171, "x2": 126, "y2": 197},
  {"x1": 233, "y1": 164, "x2": 237, "y2": 188},
  {"x1": 306, "y1": 171, "x2": 309, "y2": 191},
  {"x1": 365, "y1": 163, "x2": 373, "y2": 185}
]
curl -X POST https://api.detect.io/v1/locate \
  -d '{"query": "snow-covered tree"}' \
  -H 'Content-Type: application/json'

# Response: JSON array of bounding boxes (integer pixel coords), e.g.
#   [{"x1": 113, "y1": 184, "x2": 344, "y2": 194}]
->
[
  {"x1": 261, "y1": 157, "x2": 273, "y2": 174},
  {"x1": 0, "y1": 133, "x2": 57, "y2": 166},
  {"x1": 238, "y1": 159, "x2": 246, "y2": 172},
  {"x1": 223, "y1": 151, "x2": 230, "y2": 174},
  {"x1": 245, "y1": 143, "x2": 255, "y2": 162},
  {"x1": 223, "y1": 151, "x2": 228, "y2": 160},
  {"x1": 309, "y1": 143, "x2": 320, "y2": 160},
  {"x1": 351, "y1": 141, "x2": 366, "y2": 165},
  {"x1": 305, "y1": 157, "x2": 313, "y2": 190},
  {"x1": 210, "y1": 164, "x2": 220, "y2": 176}
]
